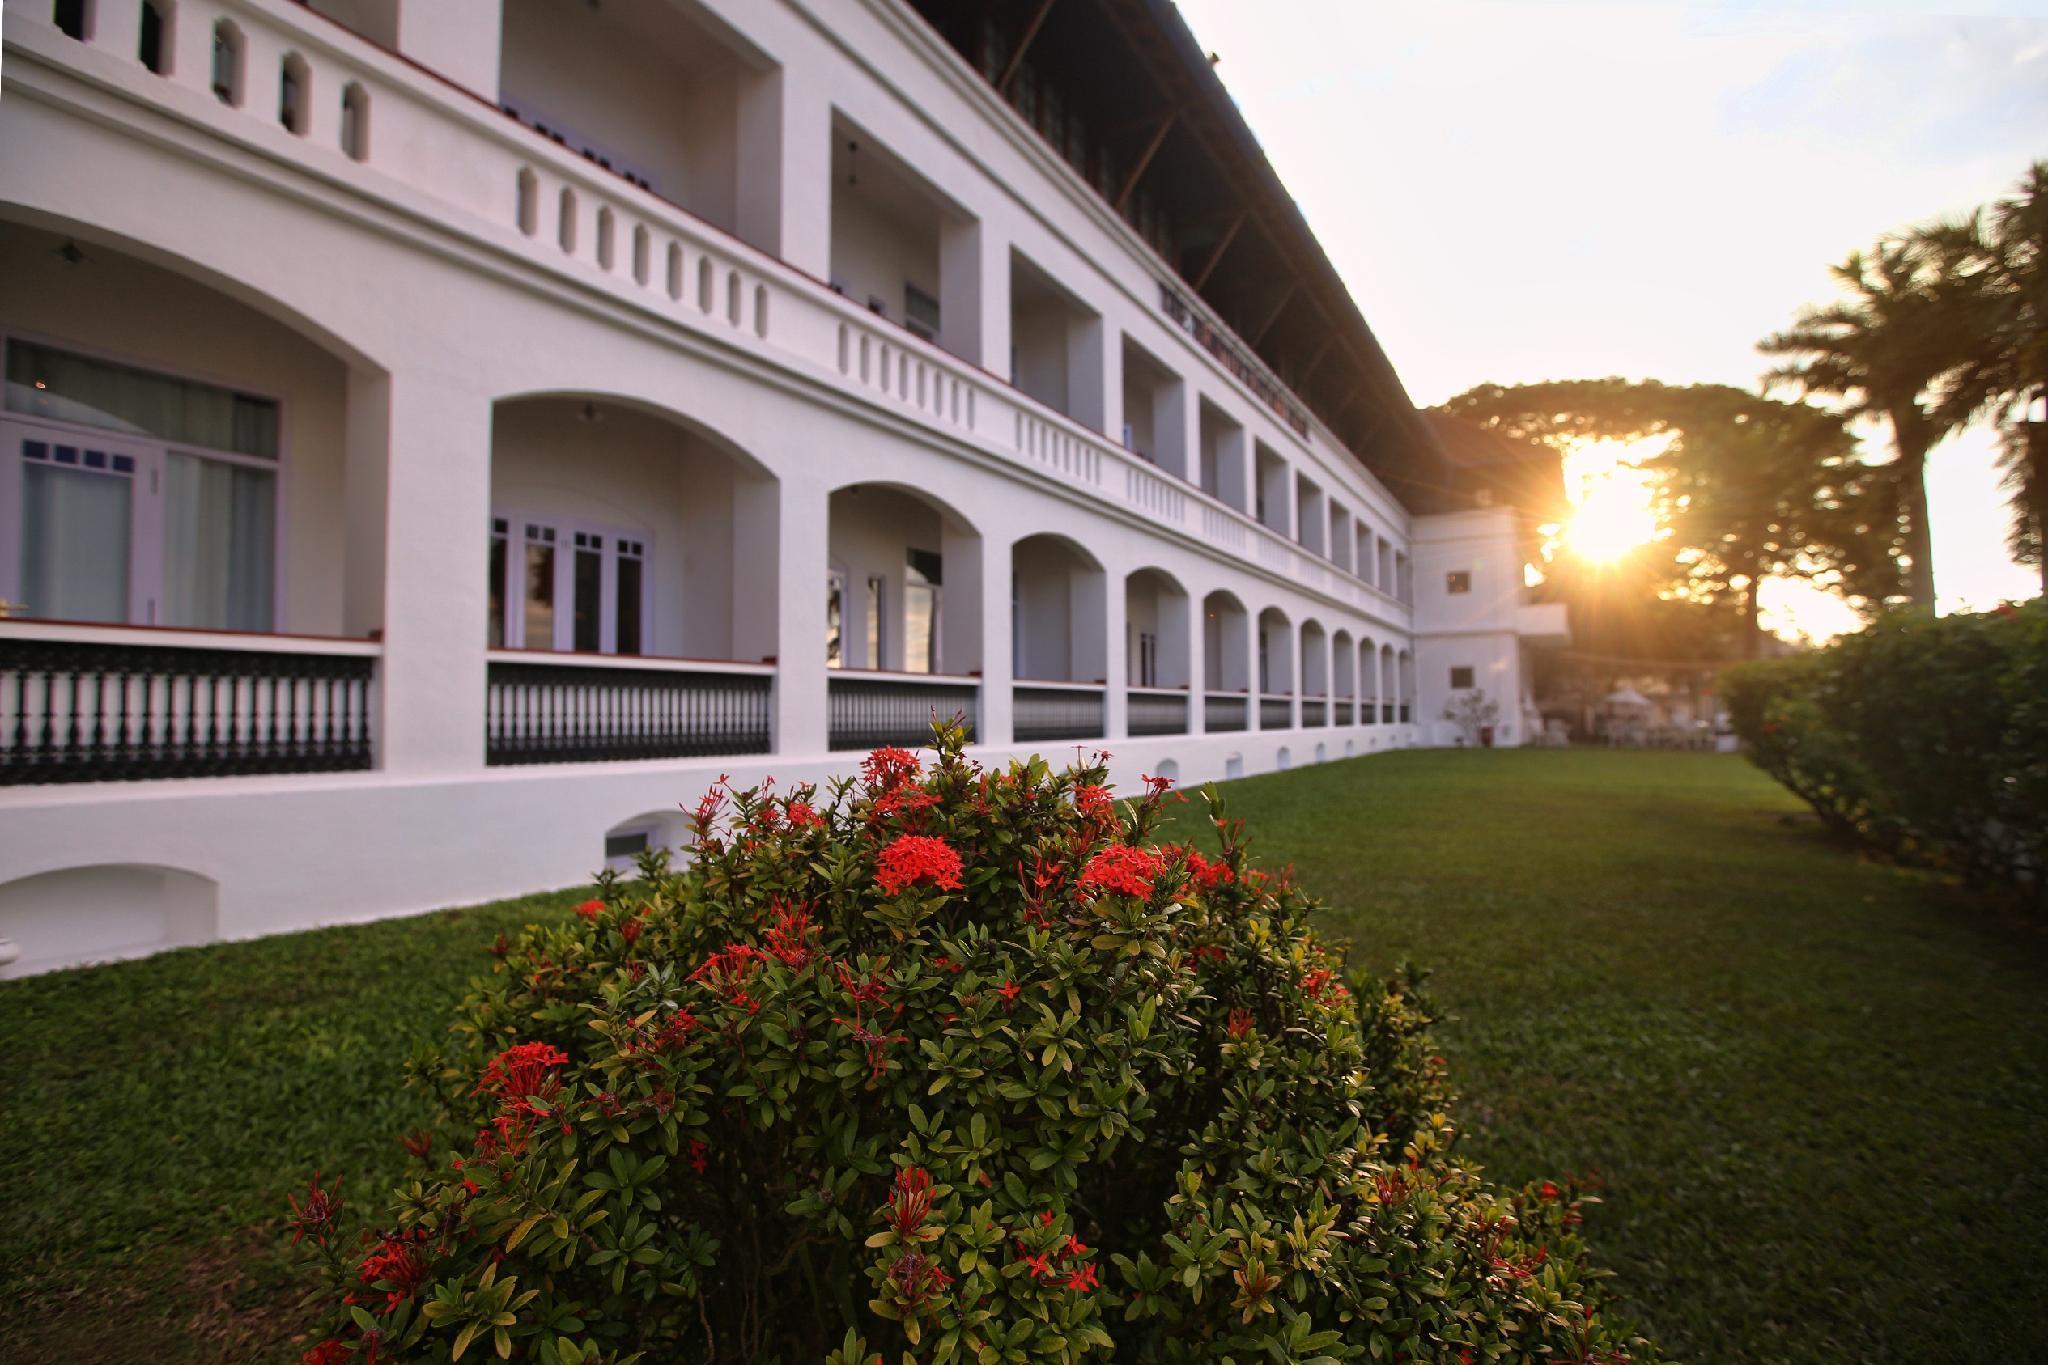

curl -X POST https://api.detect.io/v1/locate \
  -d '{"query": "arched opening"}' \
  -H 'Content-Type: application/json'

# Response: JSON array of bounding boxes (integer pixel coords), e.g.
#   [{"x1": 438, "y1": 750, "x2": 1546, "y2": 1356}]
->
[
  {"x1": 1299, "y1": 619, "x2": 1329, "y2": 727},
  {"x1": 1011, "y1": 533, "x2": 1107, "y2": 743},
  {"x1": 1125, "y1": 567, "x2": 1190, "y2": 736},
  {"x1": 557, "y1": 188, "x2": 578, "y2": 254},
  {"x1": 1314, "y1": 742, "x2": 1328, "y2": 764},
  {"x1": 1276, "y1": 745, "x2": 1293, "y2": 770},
  {"x1": 140, "y1": 1, "x2": 171, "y2": 75},
  {"x1": 1380, "y1": 644, "x2": 1398, "y2": 725},
  {"x1": 1149, "y1": 758, "x2": 1181, "y2": 785},
  {"x1": 340, "y1": 81, "x2": 371, "y2": 161},
  {"x1": 0, "y1": 864, "x2": 217, "y2": 978},
  {"x1": 1359, "y1": 636, "x2": 1379, "y2": 725},
  {"x1": 484, "y1": 395, "x2": 780, "y2": 764},
  {"x1": 631, "y1": 225, "x2": 650, "y2": 285},
  {"x1": 516, "y1": 168, "x2": 539, "y2": 236},
  {"x1": 0, "y1": 218, "x2": 372, "y2": 641},
  {"x1": 826, "y1": 483, "x2": 983, "y2": 750},
  {"x1": 596, "y1": 207, "x2": 617, "y2": 271},
  {"x1": 279, "y1": 52, "x2": 310, "y2": 136},
  {"x1": 604, "y1": 808, "x2": 690, "y2": 873},
  {"x1": 210, "y1": 19, "x2": 243, "y2": 106},
  {"x1": 1224, "y1": 752, "x2": 1244, "y2": 781},
  {"x1": 1200, "y1": 589, "x2": 1248, "y2": 732},
  {"x1": 1332, "y1": 628, "x2": 1356, "y2": 725},
  {"x1": 1399, "y1": 649, "x2": 1415, "y2": 725},
  {"x1": 1257, "y1": 606, "x2": 1293, "y2": 730}
]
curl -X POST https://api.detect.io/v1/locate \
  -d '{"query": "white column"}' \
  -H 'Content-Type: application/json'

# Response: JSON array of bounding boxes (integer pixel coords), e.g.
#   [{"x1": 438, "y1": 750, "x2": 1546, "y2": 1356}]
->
[
  {"x1": 737, "y1": 67, "x2": 831, "y2": 275},
  {"x1": 1245, "y1": 611, "x2": 1264, "y2": 732},
  {"x1": 977, "y1": 540, "x2": 1012, "y2": 748},
  {"x1": 1066, "y1": 314, "x2": 1107, "y2": 435},
  {"x1": 1186, "y1": 590, "x2": 1207, "y2": 738},
  {"x1": 1100, "y1": 327, "x2": 1125, "y2": 450},
  {"x1": 1103, "y1": 571, "x2": 1128, "y2": 741},
  {"x1": 375, "y1": 370, "x2": 493, "y2": 773},
  {"x1": 772, "y1": 479, "x2": 829, "y2": 755},
  {"x1": 939, "y1": 219, "x2": 1009, "y2": 376}
]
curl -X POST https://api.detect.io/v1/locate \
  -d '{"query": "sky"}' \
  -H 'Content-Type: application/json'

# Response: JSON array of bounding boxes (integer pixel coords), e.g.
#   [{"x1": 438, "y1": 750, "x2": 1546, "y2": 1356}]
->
[{"x1": 1175, "y1": 0, "x2": 2048, "y2": 636}]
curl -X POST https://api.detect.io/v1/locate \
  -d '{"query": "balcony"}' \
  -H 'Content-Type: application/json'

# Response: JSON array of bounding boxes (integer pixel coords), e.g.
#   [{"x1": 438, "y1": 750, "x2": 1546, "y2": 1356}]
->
[
  {"x1": 485, "y1": 652, "x2": 771, "y2": 766},
  {"x1": 7, "y1": 5, "x2": 1415, "y2": 629},
  {"x1": 827, "y1": 672, "x2": 979, "y2": 752}
]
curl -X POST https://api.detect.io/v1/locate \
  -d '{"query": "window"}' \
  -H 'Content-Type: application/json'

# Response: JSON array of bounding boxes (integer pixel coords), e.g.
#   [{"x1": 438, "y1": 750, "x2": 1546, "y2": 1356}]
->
[
  {"x1": 5, "y1": 340, "x2": 278, "y2": 631},
  {"x1": 211, "y1": 21, "x2": 243, "y2": 106},
  {"x1": 1450, "y1": 666, "x2": 1475, "y2": 690},
  {"x1": 1135, "y1": 630, "x2": 1158, "y2": 688},
  {"x1": 604, "y1": 829, "x2": 650, "y2": 862},
  {"x1": 54, "y1": 0, "x2": 89, "y2": 41},
  {"x1": 140, "y1": 2, "x2": 168, "y2": 74},
  {"x1": 341, "y1": 82, "x2": 370, "y2": 161},
  {"x1": 865, "y1": 574, "x2": 884, "y2": 669},
  {"x1": 279, "y1": 53, "x2": 308, "y2": 135},
  {"x1": 904, "y1": 284, "x2": 940, "y2": 343},
  {"x1": 825, "y1": 571, "x2": 845, "y2": 668},
  {"x1": 490, "y1": 514, "x2": 645, "y2": 654},
  {"x1": 904, "y1": 548, "x2": 941, "y2": 675},
  {"x1": 1446, "y1": 569, "x2": 1472, "y2": 595}
]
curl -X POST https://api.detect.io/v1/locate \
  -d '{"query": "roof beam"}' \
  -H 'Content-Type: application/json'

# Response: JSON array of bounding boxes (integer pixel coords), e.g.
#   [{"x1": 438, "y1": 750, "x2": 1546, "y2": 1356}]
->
[
  {"x1": 1301, "y1": 333, "x2": 1340, "y2": 383},
  {"x1": 1189, "y1": 211, "x2": 1247, "y2": 291},
  {"x1": 995, "y1": 0, "x2": 1060, "y2": 96},
  {"x1": 1114, "y1": 114, "x2": 1177, "y2": 213},
  {"x1": 1250, "y1": 279, "x2": 1299, "y2": 347}
]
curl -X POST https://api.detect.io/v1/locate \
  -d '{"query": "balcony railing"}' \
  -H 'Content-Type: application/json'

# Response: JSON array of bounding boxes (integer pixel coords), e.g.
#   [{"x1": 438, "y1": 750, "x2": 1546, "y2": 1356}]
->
[
  {"x1": 1126, "y1": 687, "x2": 1188, "y2": 737},
  {"x1": 1334, "y1": 700, "x2": 1354, "y2": 725},
  {"x1": 486, "y1": 653, "x2": 771, "y2": 765},
  {"x1": 1302, "y1": 697, "x2": 1327, "y2": 728},
  {"x1": 1, "y1": 625, "x2": 376, "y2": 784},
  {"x1": 1204, "y1": 691, "x2": 1247, "y2": 733},
  {"x1": 1382, "y1": 703, "x2": 1396, "y2": 724},
  {"x1": 1014, "y1": 682, "x2": 1106, "y2": 745},
  {"x1": 828, "y1": 672, "x2": 978, "y2": 752},
  {"x1": 1259, "y1": 694, "x2": 1292, "y2": 730},
  {"x1": 1399, "y1": 703, "x2": 1412, "y2": 724}
]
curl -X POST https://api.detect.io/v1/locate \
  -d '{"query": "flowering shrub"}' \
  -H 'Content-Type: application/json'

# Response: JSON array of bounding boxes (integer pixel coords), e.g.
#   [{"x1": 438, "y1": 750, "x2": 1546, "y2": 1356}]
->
[
  {"x1": 1725, "y1": 601, "x2": 2047, "y2": 904},
  {"x1": 291, "y1": 723, "x2": 1657, "y2": 1363}
]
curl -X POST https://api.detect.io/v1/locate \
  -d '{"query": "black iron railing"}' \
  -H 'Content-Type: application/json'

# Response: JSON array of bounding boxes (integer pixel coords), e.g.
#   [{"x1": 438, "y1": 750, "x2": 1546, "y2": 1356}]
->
[
  {"x1": 1382, "y1": 702, "x2": 1395, "y2": 724},
  {"x1": 1204, "y1": 692, "x2": 1247, "y2": 732},
  {"x1": 1014, "y1": 685, "x2": 1104, "y2": 744},
  {"x1": 1399, "y1": 702, "x2": 1412, "y2": 724},
  {"x1": 1302, "y1": 698, "x2": 1327, "y2": 728},
  {"x1": 487, "y1": 659, "x2": 770, "y2": 765},
  {"x1": 1126, "y1": 688, "x2": 1187, "y2": 737},
  {"x1": 1259, "y1": 694, "x2": 1292, "y2": 729},
  {"x1": 828, "y1": 675, "x2": 978, "y2": 751},
  {"x1": 1334, "y1": 700, "x2": 1354, "y2": 725},
  {"x1": 1, "y1": 635, "x2": 373, "y2": 784}
]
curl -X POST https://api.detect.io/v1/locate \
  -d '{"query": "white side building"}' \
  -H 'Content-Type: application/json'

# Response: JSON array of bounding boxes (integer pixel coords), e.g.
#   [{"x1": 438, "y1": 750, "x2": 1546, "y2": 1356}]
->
[{"x1": 0, "y1": 0, "x2": 1564, "y2": 977}]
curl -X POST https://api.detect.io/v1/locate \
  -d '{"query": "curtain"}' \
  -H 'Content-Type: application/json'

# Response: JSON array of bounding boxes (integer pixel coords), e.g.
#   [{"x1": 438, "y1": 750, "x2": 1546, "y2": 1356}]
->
[
  {"x1": 162, "y1": 453, "x2": 275, "y2": 631},
  {"x1": 6, "y1": 342, "x2": 277, "y2": 459},
  {"x1": 21, "y1": 462, "x2": 131, "y2": 623}
]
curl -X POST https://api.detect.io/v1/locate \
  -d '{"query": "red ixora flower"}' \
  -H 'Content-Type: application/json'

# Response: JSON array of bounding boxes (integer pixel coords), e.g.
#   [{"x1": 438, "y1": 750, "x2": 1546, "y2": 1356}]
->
[
  {"x1": 357, "y1": 1230, "x2": 434, "y2": 1314},
  {"x1": 399, "y1": 1130, "x2": 433, "y2": 1160},
  {"x1": 301, "y1": 1341, "x2": 353, "y2": 1365},
  {"x1": 861, "y1": 746, "x2": 922, "y2": 792},
  {"x1": 885, "y1": 1165, "x2": 936, "y2": 1238},
  {"x1": 573, "y1": 898, "x2": 604, "y2": 921},
  {"x1": 786, "y1": 798, "x2": 825, "y2": 830},
  {"x1": 474, "y1": 1041, "x2": 569, "y2": 1106},
  {"x1": 287, "y1": 1170, "x2": 344, "y2": 1246},
  {"x1": 875, "y1": 834, "x2": 964, "y2": 897},
  {"x1": 1079, "y1": 844, "x2": 1162, "y2": 899},
  {"x1": 1073, "y1": 783, "x2": 1114, "y2": 821}
]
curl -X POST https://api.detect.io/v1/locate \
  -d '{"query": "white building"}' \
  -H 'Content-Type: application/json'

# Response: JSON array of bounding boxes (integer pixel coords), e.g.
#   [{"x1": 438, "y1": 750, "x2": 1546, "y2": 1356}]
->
[{"x1": 0, "y1": 0, "x2": 1565, "y2": 977}]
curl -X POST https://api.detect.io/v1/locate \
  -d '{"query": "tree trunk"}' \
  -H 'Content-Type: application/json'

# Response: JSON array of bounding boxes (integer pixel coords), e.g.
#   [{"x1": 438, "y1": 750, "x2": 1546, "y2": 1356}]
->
[
  {"x1": 1739, "y1": 553, "x2": 1764, "y2": 659},
  {"x1": 1889, "y1": 408, "x2": 1937, "y2": 611},
  {"x1": 2027, "y1": 418, "x2": 2048, "y2": 599}
]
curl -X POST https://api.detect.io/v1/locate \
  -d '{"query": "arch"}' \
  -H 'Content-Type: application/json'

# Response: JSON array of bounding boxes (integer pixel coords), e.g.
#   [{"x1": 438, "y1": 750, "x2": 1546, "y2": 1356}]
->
[
  {"x1": 1124, "y1": 566, "x2": 1191, "y2": 693},
  {"x1": 1276, "y1": 745, "x2": 1293, "y2": 770},
  {"x1": 279, "y1": 51, "x2": 310, "y2": 136},
  {"x1": 1012, "y1": 532, "x2": 1107, "y2": 685},
  {"x1": 0, "y1": 864, "x2": 217, "y2": 978},
  {"x1": 1359, "y1": 635, "x2": 1379, "y2": 723},
  {"x1": 666, "y1": 241, "x2": 684, "y2": 299},
  {"x1": 516, "y1": 168, "x2": 539, "y2": 236},
  {"x1": 1332, "y1": 627, "x2": 1356, "y2": 722},
  {"x1": 1379, "y1": 643, "x2": 1397, "y2": 725},
  {"x1": 603, "y1": 808, "x2": 690, "y2": 871},
  {"x1": 210, "y1": 19, "x2": 244, "y2": 106},
  {"x1": 596, "y1": 206, "x2": 617, "y2": 271},
  {"x1": 340, "y1": 81, "x2": 371, "y2": 161},
  {"x1": 1149, "y1": 758, "x2": 1181, "y2": 785},
  {"x1": 557, "y1": 187, "x2": 578, "y2": 254},
  {"x1": 828, "y1": 481, "x2": 984, "y2": 677},
  {"x1": 1299, "y1": 618, "x2": 1330, "y2": 725},
  {"x1": 1200, "y1": 589, "x2": 1250, "y2": 727},
  {"x1": 1257, "y1": 606, "x2": 1294, "y2": 728},
  {"x1": 1224, "y1": 753, "x2": 1245, "y2": 780},
  {"x1": 1345, "y1": 739, "x2": 1356, "y2": 757},
  {"x1": 489, "y1": 392, "x2": 781, "y2": 662},
  {"x1": 1398, "y1": 648, "x2": 1415, "y2": 725},
  {"x1": 1314, "y1": 742, "x2": 1328, "y2": 764},
  {"x1": 630, "y1": 225, "x2": 650, "y2": 285}
]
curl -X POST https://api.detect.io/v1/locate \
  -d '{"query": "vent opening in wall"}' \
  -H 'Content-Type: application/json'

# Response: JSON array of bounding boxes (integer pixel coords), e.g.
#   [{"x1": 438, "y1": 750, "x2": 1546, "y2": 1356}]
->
[
  {"x1": 341, "y1": 82, "x2": 371, "y2": 161},
  {"x1": 1451, "y1": 666, "x2": 1475, "y2": 689},
  {"x1": 54, "y1": 0, "x2": 90, "y2": 42},
  {"x1": 605, "y1": 829, "x2": 650, "y2": 865},
  {"x1": 140, "y1": 2, "x2": 168, "y2": 73},
  {"x1": 211, "y1": 20, "x2": 244, "y2": 106},
  {"x1": 1224, "y1": 754, "x2": 1244, "y2": 781},
  {"x1": 280, "y1": 52, "x2": 310, "y2": 135}
]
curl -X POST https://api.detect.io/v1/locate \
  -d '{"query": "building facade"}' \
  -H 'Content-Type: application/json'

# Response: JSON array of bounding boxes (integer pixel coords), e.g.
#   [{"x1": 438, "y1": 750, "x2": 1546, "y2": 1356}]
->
[{"x1": 0, "y1": 0, "x2": 1561, "y2": 977}]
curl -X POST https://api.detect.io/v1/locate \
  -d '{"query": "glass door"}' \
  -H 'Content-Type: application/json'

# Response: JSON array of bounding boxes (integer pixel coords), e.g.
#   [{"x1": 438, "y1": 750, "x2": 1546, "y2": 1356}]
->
[{"x1": 2, "y1": 418, "x2": 159, "y2": 625}]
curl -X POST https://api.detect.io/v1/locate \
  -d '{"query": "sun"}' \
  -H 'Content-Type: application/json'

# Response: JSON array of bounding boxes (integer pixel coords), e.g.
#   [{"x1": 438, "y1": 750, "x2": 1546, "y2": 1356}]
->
[{"x1": 1559, "y1": 438, "x2": 1661, "y2": 564}]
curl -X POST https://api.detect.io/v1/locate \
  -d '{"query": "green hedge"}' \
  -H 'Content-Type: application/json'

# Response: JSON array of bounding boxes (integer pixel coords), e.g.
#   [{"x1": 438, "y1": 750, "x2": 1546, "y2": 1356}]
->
[{"x1": 1723, "y1": 602, "x2": 2047, "y2": 902}]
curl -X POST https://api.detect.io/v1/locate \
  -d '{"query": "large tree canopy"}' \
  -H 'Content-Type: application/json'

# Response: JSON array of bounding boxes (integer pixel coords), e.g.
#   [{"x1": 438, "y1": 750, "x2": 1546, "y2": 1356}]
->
[{"x1": 1439, "y1": 378, "x2": 1906, "y2": 657}]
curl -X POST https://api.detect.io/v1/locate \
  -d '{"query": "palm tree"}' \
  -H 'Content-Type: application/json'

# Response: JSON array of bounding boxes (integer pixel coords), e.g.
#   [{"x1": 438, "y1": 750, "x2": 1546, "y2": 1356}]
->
[
  {"x1": 1759, "y1": 239, "x2": 1967, "y2": 610},
  {"x1": 1918, "y1": 161, "x2": 2048, "y2": 595}
]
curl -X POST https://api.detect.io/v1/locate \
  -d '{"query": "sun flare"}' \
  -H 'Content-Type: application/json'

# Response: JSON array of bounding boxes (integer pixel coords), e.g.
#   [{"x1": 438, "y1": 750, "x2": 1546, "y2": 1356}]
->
[{"x1": 1559, "y1": 438, "x2": 1661, "y2": 564}]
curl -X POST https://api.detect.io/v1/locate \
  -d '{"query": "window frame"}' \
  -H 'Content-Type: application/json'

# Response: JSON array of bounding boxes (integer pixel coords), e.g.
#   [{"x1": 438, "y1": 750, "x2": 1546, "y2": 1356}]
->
[
  {"x1": 1, "y1": 330, "x2": 287, "y2": 630},
  {"x1": 490, "y1": 508, "x2": 651, "y2": 657},
  {"x1": 1446, "y1": 569, "x2": 1473, "y2": 595}
]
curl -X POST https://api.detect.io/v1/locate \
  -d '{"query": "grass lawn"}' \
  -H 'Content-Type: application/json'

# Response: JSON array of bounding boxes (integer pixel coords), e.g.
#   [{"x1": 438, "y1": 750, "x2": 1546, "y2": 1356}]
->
[{"x1": 4, "y1": 749, "x2": 2045, "y2": 1362}]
